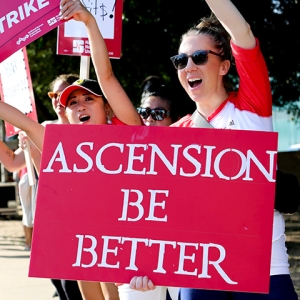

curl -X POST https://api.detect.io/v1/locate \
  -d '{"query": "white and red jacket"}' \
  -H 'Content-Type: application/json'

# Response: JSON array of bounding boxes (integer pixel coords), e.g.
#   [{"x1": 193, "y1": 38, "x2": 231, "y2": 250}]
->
[{"x1": 171, "y1": 39, "x2": 289, "y2": 276}]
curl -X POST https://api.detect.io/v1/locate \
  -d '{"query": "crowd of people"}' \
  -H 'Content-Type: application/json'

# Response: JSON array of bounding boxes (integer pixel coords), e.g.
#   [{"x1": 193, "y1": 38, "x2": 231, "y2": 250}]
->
[{"x1": 0, "y1": 0, "x2": 298, "y2": 299}]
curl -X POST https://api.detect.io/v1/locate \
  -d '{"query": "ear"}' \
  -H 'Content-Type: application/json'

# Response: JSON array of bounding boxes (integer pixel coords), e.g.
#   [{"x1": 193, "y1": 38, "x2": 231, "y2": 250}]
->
[
  {"x1": 104, "y1": 103, "x2": 112, "y2": 116},
  {"x1": 219, "y1": 60, "x2": 230, "y2": 76}
]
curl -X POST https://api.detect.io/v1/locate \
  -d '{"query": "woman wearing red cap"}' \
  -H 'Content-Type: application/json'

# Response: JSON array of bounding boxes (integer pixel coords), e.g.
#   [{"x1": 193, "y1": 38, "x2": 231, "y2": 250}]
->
[{"x1": 0, "y1": 79, "x2": 141, "y2": 300}]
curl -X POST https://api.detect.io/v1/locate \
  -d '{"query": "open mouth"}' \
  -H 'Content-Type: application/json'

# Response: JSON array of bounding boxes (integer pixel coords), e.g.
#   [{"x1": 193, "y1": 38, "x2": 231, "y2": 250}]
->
[
  {"x1": 188, "y1": 78, "x2": 202, "y2": 88},
  {"x1": 79, "y1": 115, "x2": 90, "y2": 122}
]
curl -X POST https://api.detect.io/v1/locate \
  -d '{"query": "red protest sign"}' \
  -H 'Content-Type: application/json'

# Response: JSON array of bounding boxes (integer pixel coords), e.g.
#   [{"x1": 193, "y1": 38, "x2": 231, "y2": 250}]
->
[
  {"x1": 57, "y1": 0, "x2": 123, "y2": 58},
  {"x1": 0, "y1": 47, "x2": 37, "y2": 137},
  {"x1": 29, "y1": 125, "x2": 278, "y2": 293},
  {"x1": 0, "y1": 0, "x2": 64, "y2": 64}
]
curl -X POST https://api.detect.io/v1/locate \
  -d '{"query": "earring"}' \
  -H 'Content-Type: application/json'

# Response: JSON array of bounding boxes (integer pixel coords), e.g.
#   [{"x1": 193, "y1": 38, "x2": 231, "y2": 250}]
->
[{"x1": 106, "y1": 113, "x2": 112, "y2": 124}]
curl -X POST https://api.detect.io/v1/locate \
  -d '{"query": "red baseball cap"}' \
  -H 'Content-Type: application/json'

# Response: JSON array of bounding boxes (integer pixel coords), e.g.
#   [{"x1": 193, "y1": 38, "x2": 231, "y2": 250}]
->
[{"x1": 59, "y1": 79, "x2": 107, "y2": 107}]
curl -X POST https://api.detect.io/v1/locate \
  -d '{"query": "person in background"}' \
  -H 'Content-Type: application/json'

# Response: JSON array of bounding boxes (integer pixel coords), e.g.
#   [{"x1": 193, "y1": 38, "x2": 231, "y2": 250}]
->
[
  {"x1": 12, "y1": 165, "x2": 33, "y2": 250},
  {"x1": 117, "y1": 76, "x2": 181, "y2": 300},
  {"x1": 0, "y1": 133, "x2": 39, "y2": 250},
  {"x1": 137, "y1": 75, "x2": 181, "y2": 127},
  {"x1": 140, "y1": 76, "x2": 181, "y2": 300},
  {"x1": 43, "y1": 73, "x2": 79, "y2": 126}
]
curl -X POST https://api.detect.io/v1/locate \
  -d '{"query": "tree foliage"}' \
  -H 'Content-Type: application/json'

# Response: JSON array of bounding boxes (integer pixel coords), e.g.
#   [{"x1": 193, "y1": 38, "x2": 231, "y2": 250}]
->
[{"x1": 26, "y1": 0, "x2": 300, "y2": 123}]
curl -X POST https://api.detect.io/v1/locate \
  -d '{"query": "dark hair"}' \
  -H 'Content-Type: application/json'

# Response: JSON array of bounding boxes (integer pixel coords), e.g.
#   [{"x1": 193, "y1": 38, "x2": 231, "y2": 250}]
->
[
  {"x1": 49, "y1": 74, "x2": 79, "y2": 91},
  {"x1": 140, "y1": 76, "x2": 182, "y2": 123},
  {"x1": 180, "y1": 14, "x2": 233, "y2": 91}
]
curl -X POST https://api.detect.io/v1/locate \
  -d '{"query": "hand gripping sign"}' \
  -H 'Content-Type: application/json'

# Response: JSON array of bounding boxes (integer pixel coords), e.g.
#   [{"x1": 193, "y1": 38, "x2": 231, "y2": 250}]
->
[
  {"x1": 29, "y1": 125, "x2": 278, "y2": 293},
  {"x1": 0, "y1": 0, "x2": 64, "y2": 64}
]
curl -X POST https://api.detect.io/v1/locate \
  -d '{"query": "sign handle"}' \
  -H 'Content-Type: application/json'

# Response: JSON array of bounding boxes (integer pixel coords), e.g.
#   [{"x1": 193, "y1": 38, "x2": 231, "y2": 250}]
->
[
  {"x1": 24, "y1": 140, "x2": 36, "y2": 187},
  {"x1": 80, "y1": 56, "x2": 90, "y2": 79}
]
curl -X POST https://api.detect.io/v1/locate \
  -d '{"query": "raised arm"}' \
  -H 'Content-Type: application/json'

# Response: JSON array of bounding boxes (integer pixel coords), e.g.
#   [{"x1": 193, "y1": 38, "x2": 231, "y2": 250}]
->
[
  {"x1": 0, "y1": 101, "x2": 45, "y2": 152},
  {"x1": 60, "y1": 0, "x2": 142, "y2": 126},
  {"x1": 205, "y1": 0, "x2": 255, "y2": 49}
]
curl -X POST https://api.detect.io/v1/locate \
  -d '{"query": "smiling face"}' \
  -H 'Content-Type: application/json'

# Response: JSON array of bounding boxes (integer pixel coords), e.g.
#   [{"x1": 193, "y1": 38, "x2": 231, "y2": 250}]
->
[
  {"x1": 65, "y1": 89, "x2": 109, "y2": 125},
  {"x1": 140, "y1": 96, "x2": 172, "y2": 126},
  {"x1": 178, "y1": 34, "x2": 230, "y2": 109},
  {"x1": 51, "y1": 80, "x2": 71, "y2": 118}
]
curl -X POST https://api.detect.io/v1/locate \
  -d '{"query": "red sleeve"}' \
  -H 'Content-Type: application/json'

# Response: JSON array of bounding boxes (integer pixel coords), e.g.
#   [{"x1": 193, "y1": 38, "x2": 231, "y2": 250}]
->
[
  {"x1": 111, "y1": 116, "x2": 145, "y2": 126},
  {"x1": 230, "y1": 38, "x2": 272, "y2": 117}
]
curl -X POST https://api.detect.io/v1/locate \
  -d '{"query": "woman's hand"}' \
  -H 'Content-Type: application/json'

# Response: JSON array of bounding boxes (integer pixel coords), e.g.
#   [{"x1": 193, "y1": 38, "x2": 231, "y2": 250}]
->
[
  {"x1": 130, "y1": 276, "x2": 156, "y2": 291},
  {"x1": 18, "y1": 131, "x2": 30, "y2": 150},
  {"x1": 60, "y1": 0, "x2": 94, "y2": 24},
  {"x1": 115, "y1": 276, "x2": 156, "y2": 292}
]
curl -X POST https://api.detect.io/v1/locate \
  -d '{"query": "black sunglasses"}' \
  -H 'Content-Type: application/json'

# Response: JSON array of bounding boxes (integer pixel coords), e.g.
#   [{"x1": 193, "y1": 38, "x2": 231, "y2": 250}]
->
[
  {"x1": 170, "y1": 50, "x2": 222, "y2": 70},
  {"x1": 137, "y1": 107, "x2": 170, "y2": 121}
]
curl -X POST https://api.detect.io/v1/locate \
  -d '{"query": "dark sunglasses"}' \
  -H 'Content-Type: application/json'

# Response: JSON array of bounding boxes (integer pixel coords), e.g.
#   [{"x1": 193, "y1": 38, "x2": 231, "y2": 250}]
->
[
  {"x1": 48, "y1": 92, "x2": 61, "y2": 100},
  {"x1": 137, "y1": 107, "x2": 170, "y2": 121},
  {"x1": 170, "y1": 50, "x2": 222, "y2": 70}
]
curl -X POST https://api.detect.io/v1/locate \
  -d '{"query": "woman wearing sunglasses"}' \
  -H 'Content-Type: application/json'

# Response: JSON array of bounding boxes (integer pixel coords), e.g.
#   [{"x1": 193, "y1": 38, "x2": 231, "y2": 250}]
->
[
  {"x1": 137, "y1": 75, "x2": 183, "y2": 127},
  {"x1": 128, "y1": 0, "x2": 298, "y2": 299},
  {"x1": 0, "y1": 82, "x2": 139, "y2": 300},
  {"x1": 118, "y1": 76, "x2": 182, "y2": 300},
  {"x1": 46, "y1": 73, "x2": 79, "y2": 126}
]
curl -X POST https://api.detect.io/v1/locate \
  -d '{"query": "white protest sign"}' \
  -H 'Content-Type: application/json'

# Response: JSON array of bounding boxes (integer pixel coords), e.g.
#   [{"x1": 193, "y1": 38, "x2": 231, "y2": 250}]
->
[
  {"x1": 57, "y1": 0, "x2": 123, "y2": 58},
  {"x1": 0, "y1": 47, "x2": 37, "y2": 137},
  {"x1": 65, "y1": 0, "x2": 115, "y2": 38}
]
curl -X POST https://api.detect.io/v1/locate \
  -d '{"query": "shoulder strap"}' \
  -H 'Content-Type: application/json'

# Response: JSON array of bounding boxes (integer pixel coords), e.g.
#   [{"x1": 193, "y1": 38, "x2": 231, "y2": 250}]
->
[{"x1": 191, "y1": 110, "x2": 214, "y2": 128}]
